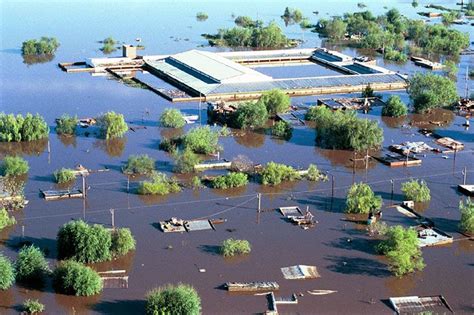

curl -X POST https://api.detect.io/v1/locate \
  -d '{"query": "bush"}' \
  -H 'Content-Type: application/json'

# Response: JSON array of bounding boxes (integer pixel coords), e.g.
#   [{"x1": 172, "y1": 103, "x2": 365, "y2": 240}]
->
[
  {"x1": 0, "y1": 113, "x2": 49, "y2": 142},
  {"x1": 362, "y1": 85, "x2": 375, "y2": 98},
  {"x1": 22, "y1": 299, "x2": 45, "y2": 314},
  {"x1": 196, "y1": 12, "x2": 208, "y2": 21},
  {"x1": 443, "y1": 60, "x2": 458, "y2": 79},
  {"x1": 261, "y1": 162, "x2": 301, "y2": 186},
  {"x1": 459, "y1": 198, "x2": 474, "y2": 234},
  {"x1": 97, "y1": 111, "x2": 128, "y2": 139},
  {"x1": 53, "y1": 168, "x2": 75, "y2": 183},
  {"x1": 0, "y1": 156, "x2": 29, "y2": 176},
  {"x1": 306, "y1": 164, "x2": 326, "y2": 181},
  {"x1": 231, "y1": 101, "x2": 268, "y2": 129},
  {"x1": 401, "y1": 179, "x2": 430, "y2": 202},
  {"x1": 408, "y1": 73, "x2": 458, "y2": 113},
  {"x1": 382, "y1": 95, "x2": 408, "y2": 117},
  {"x1": 0, "y1": 253, "x2": 15, "y2": 290},
  {"x1": 183, "y1": 126, "x2": 220, "y2": 154},
  {"x1": 123, "y1": 154, "x2": 156, "y2": 175},
  {"x1": 376, "y1": 226, "x2": 424, "y2": 277},
  {"x1": 259, "y1": 89, "x2": 290, "y2": 116},
  {"x1": 210, "y1": 172, "x2": 248, "y2": 189},
  {"x1": 15, "y1": 245, "x2": 50, "y2": 283},
  {"x1": 146, "y1": 283, "x2": 201, "y2": 315},
  {"x1": 21, "y1": 37, "x2": 60, "y2": 55},
  {"x1": 221, "y1": 238, "x2": 251, "y2": 257},
  {"x1": 345, "y1": 182, "x2": 382, "y2": 214},
  {"x1": 55, "y1": 115, "x2": 78, "y2": 136},
  {"x1": 52, "y1": 260, "x2": 102, "y2": 296},
  {"x1": 271, "y1": 121, "x2": 292, "y2": 139},
  {"x1": 111, "y1": 228, "x2": 136, "y2": 257},
  {"x1": 384, "y1": 49, "x2": 408, "y2": 62},
  {"x1": 174, "y1": 148, "x2": 202, "y2": 173},
  {"x1": 0, "y1": 208, "x2": 16, "y2": 231},
  {"x1": 137, "y1": 171, "x2": 181, "y2": 195},
  {"x1": 160, "y1": 109, "x2": 186, "y2": 128},
  {"x1": 191, "y1": 176, "x2": 204, "y2": 189},
  {"x1": 159, "y1": 136, "x2": 182, "y2": 153}
]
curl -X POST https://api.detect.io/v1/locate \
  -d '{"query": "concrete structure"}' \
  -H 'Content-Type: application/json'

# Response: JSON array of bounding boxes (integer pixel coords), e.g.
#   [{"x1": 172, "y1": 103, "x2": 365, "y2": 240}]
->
[{"x1": 122, "y1": 44, "x2": 137, "y2": 59}]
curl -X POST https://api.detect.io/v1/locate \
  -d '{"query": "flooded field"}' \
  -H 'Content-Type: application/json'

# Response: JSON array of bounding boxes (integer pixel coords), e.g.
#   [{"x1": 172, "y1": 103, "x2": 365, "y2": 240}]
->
[{"x1": 1, "y1": 0, "x2": 473, "y2": 314}]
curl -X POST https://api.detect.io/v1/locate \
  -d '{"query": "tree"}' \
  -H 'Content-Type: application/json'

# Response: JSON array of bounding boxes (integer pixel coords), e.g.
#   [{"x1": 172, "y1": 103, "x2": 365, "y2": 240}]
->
[
  {"x1": 97, "y1": 111, "x2": 128, "y2": 139},
  {"x1": 146, "y1": 283, "x2": 201, "y2": 315},
  {"x1": 183, "y1": 126, "x2": 220, "y2": 154},
  {"x1": 345, "y1": 182, "x2": 382, "y2": 214},
  {"x1": 0, "y1": 208, "x2": 16, "y2": 231},
  {"x1": 52, "y1": 260, "x2": 102, "y2": 296},
  {"x1": 22, "y1": 299, "x2": 45, "y2": 314},
  {"x1": 0, "y1": 253, "x2": 15, "y2": 290},
  {"x1": 15, "y1": 245, "x2": 50, "y2": 283},
  {"x1": 111, "y1": 228, "x2": 136, "y2": 257},
  {"x1": 196, "y1": 12, "x2": 208, "y2": 21},
  {"x1": 443, "y1": 60, "x2": 458, "y2": 80},
  {"x1": 21, "y1": 37, "x2": 60, "y2": 55},
  {"x1": 123, "y1": 154, "x2": 156, "y2": 175},
  {"x1": 459, "y1": 198, "x2": 474, "y2": 235},
  {"x1": 376, "y1": 226, "x2": 424, "y2": 277},
  {"x1": 261, "y1": 162, "x2": 301, "y2": 186},
  {"x1": 174, "y1": 148, "x2": 202, "y2": 173},
  {"x1": 326, "y1": 18, "x2": 348, "y2": 41},
  {"x1": 234, "y1": 16, "x2": 256, "y2": 28},
  {"x1": 232, "y1": 101, "x2": 268, "y2": 129},
  {"x1": 56, "y1": 115, "x2": 78, "y2": 136},
  {"x1": 306, "y1": 164, "x2": 326, "y2": 181},
  {"x1": 53, "y1": 168, "x2": 75, "y2": 183},
  {"x1": 259, "y1": 89, "x2": 290, "y2": 116},
  {"x1": 210, "y1": 172, "x2": 248, "y2": 189},
  {"x1": 0, "y1": 113, "x2": 48, "y2": 142},
  {"x1": 382, "y1": 95, "x2": 408, "y2": 117},
  {"x1": 362, "y1": 85, "x2": 375, "y2": 98},
  {"x1": 160, "y1": 108, "x2": 186, "y2": 128},
  {"x1": 271, "y1": 121, "x2": 293, "y2": 139},
  {"x1": 408, "y1": 73, "x2": 458, "y2": 113},
  {"x1": 221, "y1": 238, "x2": 251, "y2": 257},
  {"x1": 137, "y1": 171, "x2": 181, "y2": 195},
  {"x1": 401, "y1": 179, "x2": 430, "y2": 202},
  {"x1": 0, "y1": 156, "x2": 29, "y2": 176}
]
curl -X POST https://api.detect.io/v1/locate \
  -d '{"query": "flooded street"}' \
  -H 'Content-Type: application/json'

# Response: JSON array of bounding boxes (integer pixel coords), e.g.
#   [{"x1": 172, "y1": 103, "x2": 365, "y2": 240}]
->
[{"x1": 1, "y1": 0, "x2": 473, "y2": 314}]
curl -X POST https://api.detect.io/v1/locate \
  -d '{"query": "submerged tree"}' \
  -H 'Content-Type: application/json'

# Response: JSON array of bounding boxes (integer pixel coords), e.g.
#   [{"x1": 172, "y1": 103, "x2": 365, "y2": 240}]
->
[
  {"x1": 401, "y1": 179, "x2": 431, "y2": 202},
  {"x1": 0, "y1": 156, "x2": 29, "y2": 176},
  {"x1": 146, "y1": 283, "x2": 201, "y2": 315},
  {"x1": 21, "y1": 37, "x2": 60, "y2": 56},
  {"x1": 231, "y1": 101, "x2": 268, "y2": 129},
  {"x1": 259, "y1": 89, "x2": 291, "y2": 116},
  {"x1": 345, "y1": 182, "x2": 382, "y2": 214},
  {"x1": 15, "y1": 245, "x2": 50, "y2": 283},
  {"x1": 0, "y1": 253, "x2": 15, "y2": 290},
  {"x1": 221, "y1": 238, "x2": 251, "y2": 257},
  {"x1": 183, "y1": 126, "x2": 220, "y2": 154},
  {"x1": 459, "y1": 198, "x2": 474, "y2": 235},
  {"x1": 0, "y1": 113, "x2": 49, "y2": 142},
  {"x1": 55, "y1": 115, "x2": 78, "y2": 136},
  {"x1": 97, "y1": 111, "x2": 128, "y2": 139},
  {"x1": 159, "y1": 108, "x2": 186, "y2": 128},
  {"x1": 53, "y1": 168, "x2": 75, "y2": 184},
  {"x1": 53, "y1": 260, "x2": 102, "y2": 296},
  {"x1": 408, "y1": 73, "x2": 458, "y2": 113},
  {"x1": 137, "y1": 171, "x2": 181, "y2": 195},
  {"x1": 382, "y1": 95, "x2": 408, "y2": 117},
  {"x1": 123, "y1": 154, "x2": 156, "y2": 175}
]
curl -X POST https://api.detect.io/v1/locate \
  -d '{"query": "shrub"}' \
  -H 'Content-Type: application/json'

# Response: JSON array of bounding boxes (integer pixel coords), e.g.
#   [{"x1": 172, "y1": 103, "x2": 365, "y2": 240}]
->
[
  {"x1": 196, "y1": 12, "x2": 208, "y2": 21},
  {"x1": 0, "y1": 253, "x2": 15, "y2": 290},
  {"x1": 55, "y1": 115, "x2": 78, "y2": 136},
  {"x1": 159, "y1": 137, "x2": 182, "y2": 153},
  {"x1": 174, "y1": 148, "x2": 201, "y2": 173},
  {"x1": 345, "y1": 182, "x2": 382, "y2": 214},
  {"x1": 459, "y1": 198, "x2": 474, "y2": 234},
  {"x1": 401, "y1": 179, "x2": 430, "y2": 202},
  {"x1": 0, "y1": 156, "x2": 29, "y2": 176},
  {"x1": 111, "y1": 228, "x2": 136, "y2": 257},
  {"x1": 210, "y1": 172, "x2": 248, "y2": 189},
  {"x1": 306, "y1": 164, "x2": 326, "y2": 181},
  {"x1": 259, "y1": 89, "x2": 290, "y2": 116},
  {"x1": 97, "y1": 111, "x2": 128, "y2": 139},
  {"x1": 221, "y1": 238, "x2": 251, "y2": 257},
  {"x1": 22, "y1": 299, "x2": 45, "y2": 314},
  {"x1": 15, "y1": 245, "x2": 50, "y2": 283},
  {"x1": 408, "y1": 73, "x2": 458, "y2": 113},
  {"x1": 0, "y1": 113, "x2": 49, "y2": 142},
  {"x1": 137, "y1": 171, "x2": 181, "y2": 195},
  {"x1": 261, "y1": 162, "x2": 301, "y2": 186},
  {"x1": 183, "y1": 126, "x2": 220, "y2": 154},
  {"x1": 52, "y1": 260, "x2": 102, "y2": 296},
  {"x1": 53, "y1": 168, "x2": 75, "y2": 183},
  {"x1": 160, "y1": 109, "x2": 186, "y2": 128},
  {"x1": 382, "y1": 95, "x2": 408, "y2": 117},
  {"x1": 123, "y1": 154, "x2": 156, "y2": 175},
  {"x1": 271, "y1": 121, "x2": 292, "y2": 139},
  {"x1": 362, "y1": 85, "x2": 375, "y2": 98},
  {"x1": 384, "y1": 49, "x2": 408, "y2": 62},
  {"x1": 191, "y1": 176, "x2": 204, "y2": 189},
  {"x1": 231, "y1": 101, "x2": 268, "y2": 129},
  {"x1": 146, "y1": 283, "x2": 201, "y2": 315},
  {"x1": 0, "y1": 208, "x2": 16, "y2": 231},
  {"x1": 57, "y1": 220, "x2": 112, "y2": 263},
  {"x1": 443, "y1": 60, "x2": 458, "y2": 79},
  {"x1": 376, "y1": 226, "x2": 424, "y2": 277},
  {"x1": 21, "y1": 37, "x2": 60, "y2": 55}
]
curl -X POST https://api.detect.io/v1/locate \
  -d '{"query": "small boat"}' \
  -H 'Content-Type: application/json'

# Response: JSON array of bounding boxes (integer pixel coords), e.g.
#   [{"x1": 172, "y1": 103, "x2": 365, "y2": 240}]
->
[{"x1": 307, "y1": 290, "x2": 337, "y2": 296}]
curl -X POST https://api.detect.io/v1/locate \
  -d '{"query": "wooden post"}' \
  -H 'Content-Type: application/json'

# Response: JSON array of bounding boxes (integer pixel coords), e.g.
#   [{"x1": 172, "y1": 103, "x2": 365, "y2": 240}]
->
[
  {"x1": 257, "y1": 193, "x2": 261, "y2": 213},
  {"x1": 21, "y1": 225, "x2": 25, "y2": 238},
  {"x1": 127, "y1": 176, "x2": 130, "y2": 193},
  {"x1": 390, "y1": 179, "x2": 394, "y2": 206},
  {"x1": 110, "y1": 209, "x2": 115, "y2": 229},
  {"x1": 331, "y1": 174, "x2": 335, "y2": 211},
  {"x1": 463, "y1": 166, "x2": 467, "y2": 185},
  {"x1": 365, "y1": 149, "x2": 369, "y2": 170},
  {"x1": 82, "y1": 176, "x2": 86, "y2": 199}
]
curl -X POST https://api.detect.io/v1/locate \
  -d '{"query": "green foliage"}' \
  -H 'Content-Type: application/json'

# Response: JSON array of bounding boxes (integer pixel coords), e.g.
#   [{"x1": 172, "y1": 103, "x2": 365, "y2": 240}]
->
[
  {"x1": 183, "y1": 126, "x2": 220, "y2": 154},
  {"x1": 345, "y1": 182, "x2": 382, "y2": 214},
  {"x1": 111, "y1": 228, "x2": 136, "y2": 257},
  {"x1": 101, "y1": 37, "x2": 117, "y2": 54},
  {"x1": 0, "y1": 156, "x2": 29, "y2": 176},
  {"x1": 53, "y1": 168, "x2": 75, "y2": 183},
  {"x1": 97, "y1": 111, "x2": 128, "y2": 139},
  {"x1": 196, "y1": 12, "x2": 208, "y2": 21},
  {"x1": 57, "y1": 220, "x2": 112, "y2": 263},
  {"x1": 459, "y1": 198, "x2": 474, "y2": 234},
  {"x1": 160, "y1": 108, "x2": 186, "y2": 128},
  {"x1": 174, "y1": 148, "x2": 202, "y2": 173},
  {"x1": 306, "y1": 164, "x2": 326, "y2": 181},
  {"x1": 401, "y1": 179, "x2": 431, "y2": 202},
  {"x1": 299, "y1": 19, "x2": 313, "y2": 29},
  {"x1": 407, "y1": 23, "x2": 469, "y2": 55},
  {"x1": 55, "y1": 115, "x2": 78, "y2": 136},
  {"x1": 384, "y1": 49, "x2": 408, "y2": 62},
  {"x1": 316, "y1": 17, "x2": 348, "y2": 41},
  {"x1": 362, "y1": 85, "x2": 375, "y2": 98},
  {"x1": 232, "y1": 101, "x2": 268, "y2": 129},
  {"x1": 443, "y1": 60, "x2": 458, "y2": 79},
  {"x1": 0, "y1": 208, "x2": 16, "y2": 231},
  {"x1": 159, "y1": 136, "x2": 182, "y2": 153},
  {"x1": 259, "y1": 89, "x2": 290, "y2": 116},
  {"x1": 21, "y1": 37, "x2": 60, "y2": 55},
  {"x1": 0, "y1": 113, "x2": 49, "y2": 142},
  {"x1": 22, "y1": 299, "x2": 45, "y2": 314},
  {"x1": 441, "y1": 11, "x2": 460, "y2": 25},
  {"x1": 271, "y1": 121, "x2": 293, "y2": 139},
  {"x1": 0, "y1": 253, "x2": 15, "y2": 290},
  {"x1": 282, "y1": 7, "x2": 304, "y2": 24},
  {"x1": 382, "y1": 95, "x2": 408, "y2": 117},
  {"x1": 137, "y1": 171, "x2": 181, "y2": 195},
  {"x1": 146, "y1": 283, "x2": 201, "y2": 315},
  {"x1": 191, "y1": 176, "x2": 204, "y2": 189},
  {"x1": 52, "y1": 260, "x2": 102, "y2": 296},
  {"x1": 15, "y1": 245, "x2": 50, "y2": 283},
  {"x1": 376, "y1": 226, "x2": 424, "y2": 277},
  {"x1": 221, "y1": 238, "x2": 251, "y2": 257},
  {"x1": 210, "y1": 172, "x2": 248, "y2": 189},
  {"x1": 261, "y1": 162, "x2": 301, "y2": 186},
  {"x1": 234, "y1": 16, "x2": 258, "y2": 28},
  {"x1": 123, "y1": 154, "x2": 156, "y2": 175}
]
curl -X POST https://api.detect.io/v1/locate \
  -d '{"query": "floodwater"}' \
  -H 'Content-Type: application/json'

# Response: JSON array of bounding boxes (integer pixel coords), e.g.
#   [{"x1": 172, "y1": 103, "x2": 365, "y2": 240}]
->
[{"x1": 0, "y1": 0, "x2": 473, "y2": 314}]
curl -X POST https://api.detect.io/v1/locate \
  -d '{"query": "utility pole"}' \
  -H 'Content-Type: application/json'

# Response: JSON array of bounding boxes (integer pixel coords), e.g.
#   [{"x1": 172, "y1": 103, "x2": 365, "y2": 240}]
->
[
  {"x1": 257, "y1": 193, "x2": 261, "y2": 213},
  {"x1": 331, "y1": 174, "x2": 335, "y2": 211},
  {"x1": 127, "y1": 176, "x2": 130, "y2": 193},
  {"x1": 463, "y1": 166, "x2": 467, "y2": 185},
  {"x1": 390, "y1": 179, "x2": 394, "y2": 206},
  {"x1": 82, "y1": 176, "x2": 86, "y2": 198},
  {"x1": 110, "y1": 209, "x2": 115, "y2": 229},
  {"x1": 21, "y1": 225, "x2": 25, "y2": 238}
]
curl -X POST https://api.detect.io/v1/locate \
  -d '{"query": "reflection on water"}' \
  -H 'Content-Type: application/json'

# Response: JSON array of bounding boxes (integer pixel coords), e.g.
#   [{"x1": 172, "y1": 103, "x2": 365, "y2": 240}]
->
[
  {"x1": 93, "y1": 138, "x2": 127, "y2": 157},
  {"x1": 22, "y1": 54, "x2": 55, "y2": 65},
  {"x1": 55, "y1": 292, "x2": 101, "y2": 314},
  {"x1": 409, "y1": 109, "x2": 455, "y2": 129},
  {"x1": 137, "y1": 193, "x2": 172, "y2": 205},
  {"x1": 316, "y1": 148, "x2": 378, "y2": 171},
  {"x1": 0, "y1": 290, "x2": 14, "y2": 312},
  {"x1": 160, "y1": 127, "x2": 184, "y2": 140},
  {"x1": 233, "y1": 131, "x2": 265, "y2": 148},
  {"x1": 385, "y1": 272, "x2": 419, "y2": 296},
  {"x1": 0, "y1": 138, "x2": 48, "y2": 157},
  {"x1": 381, "y1": 115, "x2": 407, "y2": 129},
  {"x1": 210, "y1": 185, "x2": 248, "y2": 197},
  {"x1": 413, "y1": 201, "x2": 430, "y2": 212},
  {"x1": 256, "y1": 180, "x2": 299, "y2": 198},
  {"x1": 58, "y1": 135, "x2": 77, "y2": 148}
]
